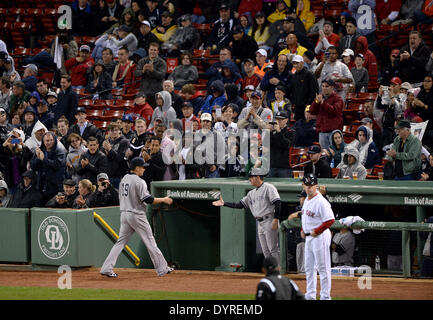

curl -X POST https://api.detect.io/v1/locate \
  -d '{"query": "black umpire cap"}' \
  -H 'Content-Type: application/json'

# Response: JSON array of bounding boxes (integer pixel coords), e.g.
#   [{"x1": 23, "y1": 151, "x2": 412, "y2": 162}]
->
[{"x1": 302, "y1": 173, "x2": 318, "y2": 186}]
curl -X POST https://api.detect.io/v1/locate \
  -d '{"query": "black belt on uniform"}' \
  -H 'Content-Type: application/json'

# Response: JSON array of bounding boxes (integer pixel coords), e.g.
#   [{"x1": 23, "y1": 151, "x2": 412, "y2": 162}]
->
[
  {"x1": 256, "y1": 215, "x2": 271, "y2": 222},
  {"x1": 304, "y1": 232, "x2": 311, "y2": 236}
]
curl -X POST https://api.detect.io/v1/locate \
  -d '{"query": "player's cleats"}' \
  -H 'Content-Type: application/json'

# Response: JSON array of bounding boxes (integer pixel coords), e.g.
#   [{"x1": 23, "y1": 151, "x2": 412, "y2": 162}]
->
[
  {"x1": 101, "y1": 271, "x2": 118, "y2": 278},
  {"x1": 158, "y1": 266, "x2": 174, "y2": 276}
]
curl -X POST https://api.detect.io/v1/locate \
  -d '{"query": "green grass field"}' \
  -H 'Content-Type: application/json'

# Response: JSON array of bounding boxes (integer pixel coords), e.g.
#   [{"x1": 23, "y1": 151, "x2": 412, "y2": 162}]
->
[{"x1": 0, "y1": 286, "x2": 255, "y2": 300}]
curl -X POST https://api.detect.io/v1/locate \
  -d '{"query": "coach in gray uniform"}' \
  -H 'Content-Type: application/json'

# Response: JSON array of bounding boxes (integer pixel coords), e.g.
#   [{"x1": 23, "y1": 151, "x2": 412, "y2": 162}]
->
[
  {"x1": 212, "y1": 170, "x2": 281, "y2": 262},
  {"x1": 100, "y1": 157, "x2": 174, "y2": 278}
]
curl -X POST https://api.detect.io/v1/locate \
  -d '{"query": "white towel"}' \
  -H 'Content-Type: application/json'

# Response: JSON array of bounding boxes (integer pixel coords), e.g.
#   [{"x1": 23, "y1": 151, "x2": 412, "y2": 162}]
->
[
  {"x1": 339, "y1": 216, "x2": 365, "y2": 234},
  {"x1": 53, "y1": 36, "x2": 63, "y2": 70}
]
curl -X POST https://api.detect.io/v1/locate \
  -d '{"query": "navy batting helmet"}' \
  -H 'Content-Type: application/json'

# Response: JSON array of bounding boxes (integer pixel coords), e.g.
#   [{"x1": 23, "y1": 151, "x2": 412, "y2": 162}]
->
[
  {"x1": 302, "y1": 173, "x2": 317, "y2": 185},
  {"x1": 130, "y1": 157, "x2": 145, "y2": 170}
]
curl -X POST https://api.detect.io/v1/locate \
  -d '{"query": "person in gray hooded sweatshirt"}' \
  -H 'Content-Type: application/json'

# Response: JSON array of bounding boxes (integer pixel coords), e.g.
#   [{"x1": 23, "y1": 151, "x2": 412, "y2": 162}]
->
[
  {"x1": 348, "y1": 125, "x2": 380, "y2": 169},
  {"x1": 148, "y1": 90, "x2": 177, "y2": 131},
  {"x1": 336, "y1": 146, "x2": 367, "y2": 180},
  {"x1": 0, "y1": 180, "x2": 11, "y2": 208}
]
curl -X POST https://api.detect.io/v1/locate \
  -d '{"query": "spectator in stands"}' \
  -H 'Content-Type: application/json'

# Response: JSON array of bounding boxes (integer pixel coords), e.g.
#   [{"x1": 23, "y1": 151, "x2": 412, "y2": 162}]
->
[
  {"x1": 22, "y1": 106, "x2": 37, "y2": 140},
  {"x1": 260, "y1": 53, "x2": 292, "y2": 107},
  {"x1": 239, "y1": 14, "x2": 252, "y2": 35},
  {"x1": 24, "y1": 120, "x2": 47, "y2": 153},
  {"x1": 224, "y1": 83, "x2": 243, "y2": 112},
  {"x1": 0, "y1": 77, "x2": 11, "y2": 112},
  {"x1": 254, "y1": 49, "x2": 271, "y2": 79},
  {"x1": 237, "y1": 91, "x2": 273, "y2": 131},
  {"x1": 290, "y1": 55, "x2": 319, "y2": 121},
  {"x1": 161, "y1": 14, "x2": 200, "y2": 57},
  {"x1": 3, "y1": 57, "x2": 20, "y2": 83},
  {"x1": 354, "y1": 36, "x2": 378, "y2": 88},
  {"x1": 238, "y1": 58, "x2": 262, "y2": 99},
  {"x1": 314, "y1": 21, "x2": 340, "y2": 61},
  {"x1": 338, "y1": 17, "x2": 360, "y2": 54},
  {"x1": 309, "y1": 79, "x2": 344, "y2": 150},
  {"x1": 361, "y1": 114, "x2": 383, "y2": 154},
  {"x1": 136, "y1": 20, "x2": 161, "y2": 56},
  {"x1": 28, "y1": 91, "x2": 40, "y2": 112},
  {"x1": 204, "y1": 47, "x2": 240, "y2": 88},
  {"x1": 108, "y1": 25, "x2": 138, "y2": 55},
  {"x1": 219, "y1": 60, "x2": 242, "y2": 86},
  {"x1": 267, "y1": 0, "x2": 289, "y2": 24},
  {"x1": 323, "y1": 129, "x2": 346, "y2": 168},
  {"x1": 95, "y1": 0, "x2": 125, "y2": 35},
  {"x1": 278, "y1": 32, "x2": 308, "y2": 58},
  {"x1": 248, "y1": 11, "x2": 271, "y2": 54},
  {"x1": 336, "y1": 147, "x2": 367, "y2": 179},
  {"x1": 206, "y1": 3, "x2": 237, "y2": 54},
  {"x1": 147, "y1": 90, "x2": 176, "y2": 131},
  {"x1": 30, "y1": 132, "x2": 66, "y2": 203},
  {"x1": 66, "y1": 133, "x2": 88, "y2": 184},
  {"x1": 104, "y1": 6, "x2": 137, "y2": 35},
  {"x1": 341, "y1": 48, "x2": 355, "y2": 70},
  {"x1": 398, "y1": 30, "x2": 431, "y2": 86},
  {"x1": 0, "y1": 180, "x2": 11, "y2": 208},
  {"x1": 45, "y1": 179, "x2": 79, "y2": 208},
  {"x1": 102, "y1": 123, "x2": 130, "y2": 188},
  {"x1": 141, "y1": 136, "x2": 167, "y2": 186},
  {"x1": 111, "y1": 47, "x2": 136, "y2": 94},
  {"x1": 213, "y1": 103, "x2": 238, "y2": 139},
  {"x1": 86, "y1": 60, "x2": 113, "y2": 100},
  {"x1": 125, "y1": 117, "x2": 151, "y2": 160},
  {"x1": 90, "y1": 172, "x2": 119, "y2": 207},
  {"x1": 269, "y1": 110, "x2": 295, "y2": 177},
  {"x1": 55, "y1": 116, "x2": 69, "y2": 149},
  {"x1": 120, "y1": 114, "x2": 137, "y2": 141},
  {"x1": 331, "y1": 224, "x2": 356, "y2": 266},
  {"x1": 1, "y1": 128, "x2": 26, "y2": 187},
  {"x1": 181, "y1": 101, "x2": 201, "y2": 132},
  {"x1": 375, "y1": 0, "x2": 401, "y2": 25},
  {"x1": 381, "y1": 49, "x2": 402, "y2": 86},
  {"x1": 69, "y1": 107, "x2": 103, "y2": 144},
  {"x1": 73, "y1": 178, "x2": 96, "y2": 208},
  {"x1": 98, "y1": 48, "x2": 117, "y2": 77},
  {"x1": 199, "y1": 80, "x2": 227, "y2": 116},
  {"x1": 135, "y1": 42, "x2": 166, "y2": 107},
  {"x1": 36, "y1": 100, "x2": 55, "y2": 131},
  {"x1": 180, "y1": 84, "x2": 205, "y2": 116},
  {"x1": 168, "y1": 53, "x2": 198, "y2": 91},
  {"x1": 36, "y1": 80, "x2": 53, "y2": 103},
  {"x1": 351, "y1": 54, "x2": 369, "y2": 93},
  {"x1": 65, "y1": 45, "x2": 95, "y2": 89},
  {"x1": 386, "y1": 119, "x2": 422, "y2": 180},
  {"x1": 375, "y1": 77, "x2": 404, "y2": 146},
  {"x1": 93, "y1": 33, "x2": 119, "y2": 61},
  {"x1": 9, "y1": 82, "x2": 30, "y2": 115},
  {"x1": 71, "y1": 0, "x2": 95, "y2": 36},
  {"x1": 302, "y1": 50, "x2": 318, "y2": 73},
  {"x1": 413, "y1": 75, "x2": 433, "y2": 146},
  {"x1": 7, "y1": 170, "x2": 43, "y2": 208},
  {"x1": 144, "y1": 0, "x2": 164, "y2": 29},
  {"x1": 162, "y1": 80, "x2": 182, "y2": 119},
  {"x1": 125, "y1": 92, "x2": 153, "y2": 125},
  {"x1": 270, "y1": 85, "x2": 291, "y2": 116},
  {"x1": 231, "y1": 25, "x2": 259, "y2": 68},
  {"x1": 315, "y1": 46, "x2": 354, "y2": 102},
  {"x1": 0, "y1": 107, "x2": 12, "y2": 142},
  {"x1": 349, "y1": 125, "x2": 381, "y2": 169},
  {"x1": 152, "y1": 10, "x2": 177, "y2": 43},
  {"x1": 76, "y1": 136, "x2": 109, "y2": 184},
  {"x1": 304, "y1": 144, "x2": 332, "y2": 178}
]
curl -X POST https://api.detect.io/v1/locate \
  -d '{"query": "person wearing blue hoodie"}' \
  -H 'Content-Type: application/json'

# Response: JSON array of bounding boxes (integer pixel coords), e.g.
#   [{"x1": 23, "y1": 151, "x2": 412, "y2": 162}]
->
[
  {"x1": 323, "y1": 129, "x2": 346, "y2": 168},
  {"x1": 71, "y1": 0, "x2": 95, "y2": 36},
  {"x1": 219, "y1": 60, "x2": 242, "y2": 85},
  {"x1": 199, "y1": 80, "x2": 227, "y2": 116},
  {"x1": 30, "y1": 131, "x2": 67, "y2": 203},
  {"x1": 348, "y1": 125, "x2": 381, "y2": 169}
]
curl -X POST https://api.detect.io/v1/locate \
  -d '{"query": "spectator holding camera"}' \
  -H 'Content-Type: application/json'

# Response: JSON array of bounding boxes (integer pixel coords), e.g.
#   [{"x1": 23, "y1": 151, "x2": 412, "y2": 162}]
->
[
  {"x1": 102, "y1": 123, "x2": 130, "y2": 188},
  {"x1": 45, "y1": 179, "x2": 79, "y2": 208},
  {"x1": 90, "y1": 173, "x2": 119, "y2": 207}
]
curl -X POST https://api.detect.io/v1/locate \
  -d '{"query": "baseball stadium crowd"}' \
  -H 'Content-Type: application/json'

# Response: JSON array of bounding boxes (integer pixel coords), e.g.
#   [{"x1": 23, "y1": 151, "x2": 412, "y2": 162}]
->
[{"x1": 0, "y1": 0, "x2": 432, "y2": 276}]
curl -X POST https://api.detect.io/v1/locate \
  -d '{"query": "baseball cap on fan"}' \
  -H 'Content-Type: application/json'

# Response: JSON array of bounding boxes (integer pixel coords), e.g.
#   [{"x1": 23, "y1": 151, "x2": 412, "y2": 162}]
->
[
  {"x1": 141, "y1": 20, "x2": 151, "y2": 28},
  {"x1": 292, "y1": 55, "x2": 304, "y2": 63},
  {"x1": 256, "y1": 49, "x2": 267, "y2": 58},
  {"x1": 79, "y1": 45, "x2": 91, "y2": 52}
]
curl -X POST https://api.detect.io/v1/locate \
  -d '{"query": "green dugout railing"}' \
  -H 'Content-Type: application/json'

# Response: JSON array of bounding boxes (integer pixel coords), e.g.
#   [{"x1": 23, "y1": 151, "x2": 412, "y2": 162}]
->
[{"x1": 279, "y1": 218, "x2": 433, "y2": 277}]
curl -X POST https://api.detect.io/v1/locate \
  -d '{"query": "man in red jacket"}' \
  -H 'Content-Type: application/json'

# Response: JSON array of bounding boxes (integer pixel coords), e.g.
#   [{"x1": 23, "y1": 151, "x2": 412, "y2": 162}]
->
[
  {"x1": 309, "y1": 79, "x2": 344, "y2": 150},
  {"x1": 354, "y1": 36, "x2": 378, "y2": 89},
  {"x1": 64, "y1": 45, "x2": 95, "y2": 89},
  {"x1": 125, "y1": 92, "x2": 154, "y2": 126}
]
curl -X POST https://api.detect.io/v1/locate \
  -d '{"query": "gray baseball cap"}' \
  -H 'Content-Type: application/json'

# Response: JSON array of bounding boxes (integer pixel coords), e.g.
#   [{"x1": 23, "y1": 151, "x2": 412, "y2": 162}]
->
[{"x1": 97, "y1": 173, "x2": 109, "y2": 181}]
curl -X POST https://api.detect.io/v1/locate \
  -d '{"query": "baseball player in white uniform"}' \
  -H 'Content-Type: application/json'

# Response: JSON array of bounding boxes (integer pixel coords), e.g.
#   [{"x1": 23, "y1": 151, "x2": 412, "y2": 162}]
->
[
  {"x1": 300, "y1": 173, "x2": 335, "y2": 300},
  {"x1": 100, "y1": 157, "x2": 174, "y2": 277},
  {"x1": 212, "y1": 171, "x2": 281, "y2": 262}
]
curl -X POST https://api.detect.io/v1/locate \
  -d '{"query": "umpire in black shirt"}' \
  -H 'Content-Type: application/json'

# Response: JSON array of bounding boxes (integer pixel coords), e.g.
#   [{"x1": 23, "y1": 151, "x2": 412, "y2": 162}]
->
[{"x1": 256, "y1": 256, "x2": 305, "y2": 300}]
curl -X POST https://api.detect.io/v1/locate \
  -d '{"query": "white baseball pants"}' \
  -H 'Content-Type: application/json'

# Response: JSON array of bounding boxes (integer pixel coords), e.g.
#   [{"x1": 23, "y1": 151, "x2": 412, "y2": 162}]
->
[
  {"x1": 100, "y1": 212, "x2": 169, "y2": 276},
  {"x1": 304, "y1": 229, "x2": 332, "y2": 300},
  {"x1": 257, "y1": 218, "x2": 280, "y2": 262}
]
